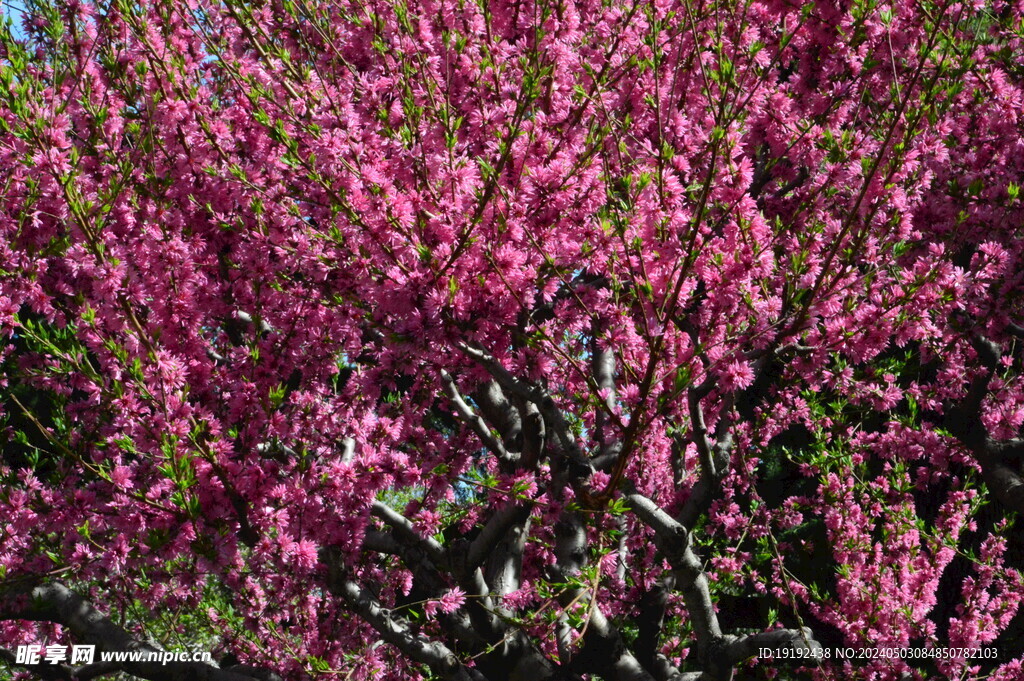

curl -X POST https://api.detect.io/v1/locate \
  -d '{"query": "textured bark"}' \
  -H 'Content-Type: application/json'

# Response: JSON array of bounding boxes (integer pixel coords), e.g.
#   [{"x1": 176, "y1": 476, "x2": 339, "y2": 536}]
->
[{"x1": 0, "y1": 582, "x2": 279, "y2": 681}]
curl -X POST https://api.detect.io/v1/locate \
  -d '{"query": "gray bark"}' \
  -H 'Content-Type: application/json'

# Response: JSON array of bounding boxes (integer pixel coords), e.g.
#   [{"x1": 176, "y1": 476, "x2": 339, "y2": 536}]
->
[{"x1": 0, "y1": 582, "x2": 279, "y2": 681}]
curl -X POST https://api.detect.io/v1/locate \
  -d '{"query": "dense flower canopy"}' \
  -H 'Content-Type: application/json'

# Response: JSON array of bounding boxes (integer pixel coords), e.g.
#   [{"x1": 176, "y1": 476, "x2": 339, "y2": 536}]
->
[{"x1": 1, "y1": 0, "x2": 1024, "y2": 679}]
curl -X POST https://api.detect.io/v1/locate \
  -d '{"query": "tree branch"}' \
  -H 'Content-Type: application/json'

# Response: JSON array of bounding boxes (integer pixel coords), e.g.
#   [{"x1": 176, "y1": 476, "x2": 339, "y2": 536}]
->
[
  {"x1": 465, "y1": 504, "x2": 532, "y2": 573},
  {"x1": 0, "y1": 582, "x2": 279, "y2": 681},
  {"x1": 624, "y1": 492, "x2": 821, "y2": 680},
  {"x1": 723, "y1": 627, "x2": 820, "y2": 664},
  {"x1": 624, "y1": 494, "x2": 722, "y2": 647},
  {"x1": 943, "y1": 334, "x2": 1024, "y2": 513},
  {"x1": 441, "y1": 370, "x2": 513, "y2": 464},
  {"x1": 460, "y1": 343, "x2": 592, "y2": 479},
  {"x1": 327, "y1": 578, "x2": 486, "y2": 681},
  {"x1": 473, "y1": 380, "x2": 523, "y2": 453},
  {"x1": 370, "y1": 500, "x2": 447, "y2": 565},
  {"x1": 550, "y1": 511, "x2": 655, "y2": 681},
  {"x1": 592, "y1": 342, "x2": 618, "y2": 458}
]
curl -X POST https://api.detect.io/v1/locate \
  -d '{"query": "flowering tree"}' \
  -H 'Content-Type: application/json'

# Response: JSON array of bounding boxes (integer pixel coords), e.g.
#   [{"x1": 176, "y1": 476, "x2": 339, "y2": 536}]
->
[{"x1": 1, "y1": 0, "x2": 1024, "y2": 679}]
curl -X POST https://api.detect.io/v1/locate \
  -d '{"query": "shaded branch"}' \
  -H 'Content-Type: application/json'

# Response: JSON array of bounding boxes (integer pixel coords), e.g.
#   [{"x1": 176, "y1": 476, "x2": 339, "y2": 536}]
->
[
  {"x1": 441, "y1": 370, "x2": 512, "y2": 464},
  {"x1": 550, "y1": 511, "x2": 655, "y2": 681},
  {"x1": 484, "y1": 515, "x2": 532, "y2": 604},
  {"x1": 943, "y1": 334, "x2": 1024, "y2": 513},
  {"x1": 473, "y1": 381, "x2": 523, "y2": 453},
  {"x1": 624, "y1": 494, "x2": 722, "y2": 647},
  {"x1": 327, "y1": 579, "x2": 486, "y2": 681},
  {"x1": 592, "y1": 342, "x2": 618, "y2": 458},
  {"x1": 624, "y1": 493, "x2": 821, "y2": 680},
  {"x1": 460, "y1": 343, "x2": 592, "y2": 479},
  {"x1": 519, "y1": 399, "x2": 546, "y2": 470},
  {"x1": 465, "y1": 504, "x2": 532, "y2": 573},
  {"x1": 723, "y1": 628, "x2": 820, "y2": 664},
  {"x1": 677, "y1": 392, "x2": 734, "y2": 531},
  {"x1": 363, "y1": 529, "x2": 405, "y2": 555},
  {"x1": 370, "y1": 500, "x2": 447, "y2": 565},
  {"x1": 592, "y1": 346, "x2": 617, "y2": 413},
  {"x1": 0, "y1": 582, "x2": 278, "y2": 681},
  {"x1": 634, "y1": 579, "x2": 673, "y2": 679},
  {"x1": 686, "y1": 393, "x2": 721, "y2": 481}
]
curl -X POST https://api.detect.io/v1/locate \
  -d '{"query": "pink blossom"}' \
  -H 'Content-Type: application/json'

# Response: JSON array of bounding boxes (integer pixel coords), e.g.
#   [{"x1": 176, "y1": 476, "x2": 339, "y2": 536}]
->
[{"x1": 424, "y1": 588, "x2": 466, "y2": 619}]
